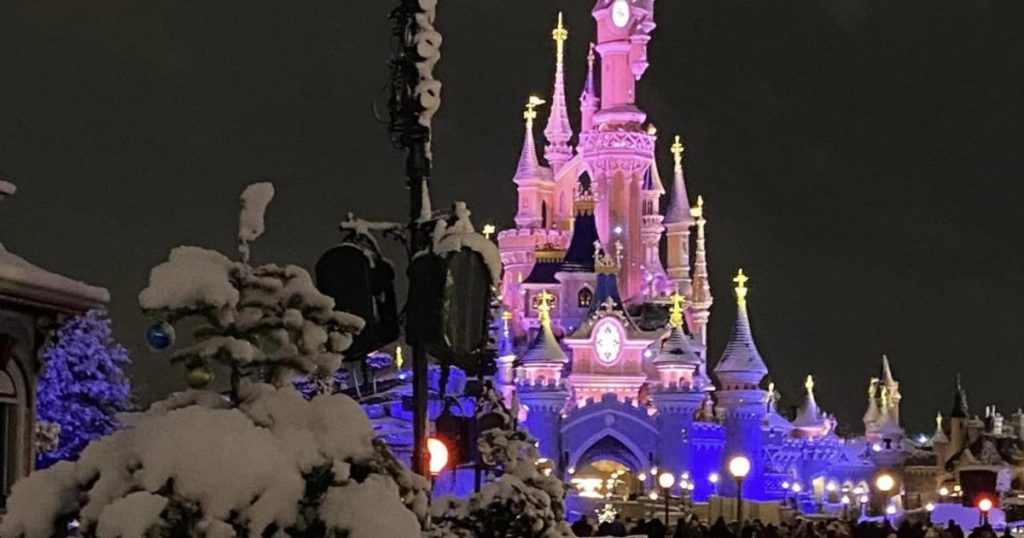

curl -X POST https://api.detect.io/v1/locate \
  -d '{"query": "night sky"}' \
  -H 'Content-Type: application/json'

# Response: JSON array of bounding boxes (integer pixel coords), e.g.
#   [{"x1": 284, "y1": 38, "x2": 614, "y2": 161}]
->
[{"x1": 2, "y1": 1, "x2": 1023, "y2": 434}]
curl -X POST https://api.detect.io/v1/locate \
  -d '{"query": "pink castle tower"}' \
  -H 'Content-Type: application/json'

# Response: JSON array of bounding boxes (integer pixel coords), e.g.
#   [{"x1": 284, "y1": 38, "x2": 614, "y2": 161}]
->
[{"x1": 579, "y1": 0, "x2": 659, "y2": 300}]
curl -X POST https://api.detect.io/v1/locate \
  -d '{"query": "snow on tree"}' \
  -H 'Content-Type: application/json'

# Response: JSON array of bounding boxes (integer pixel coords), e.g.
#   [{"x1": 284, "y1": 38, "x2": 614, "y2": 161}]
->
[
  {"x1": 138, "y1": 182, "x2": 365, "y2": 394},
  {"x1": 428, "y1": 382, "x2": 573, "y2": 538},
  {"x1": 0, "y1": 183, "x2": 430, "y2": 538},
  {"x1": 35, "y1": 309, "x2": 132, "y2": 469}
]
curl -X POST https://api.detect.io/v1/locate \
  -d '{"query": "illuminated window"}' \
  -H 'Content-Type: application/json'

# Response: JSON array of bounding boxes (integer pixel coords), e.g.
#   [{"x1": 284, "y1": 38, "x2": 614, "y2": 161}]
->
[{"x1": 578, "y1": 287, "x2": 593, "y2": 308}]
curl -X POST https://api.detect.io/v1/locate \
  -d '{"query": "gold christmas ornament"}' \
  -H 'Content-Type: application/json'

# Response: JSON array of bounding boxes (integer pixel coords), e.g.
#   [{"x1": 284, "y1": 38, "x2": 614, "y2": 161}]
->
[{"x1": 187, "y1": 365, "x2": 213, "y2": 389}]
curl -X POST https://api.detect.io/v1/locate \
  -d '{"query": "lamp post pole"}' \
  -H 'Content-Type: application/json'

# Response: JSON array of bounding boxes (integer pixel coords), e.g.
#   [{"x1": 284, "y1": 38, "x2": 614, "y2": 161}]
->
[
  {"x1": 729, "y1": 456, "x2": 751, "y2": 525},
  {"x1": 658, "y1": 472, "x2": 676, "y2": 527}
]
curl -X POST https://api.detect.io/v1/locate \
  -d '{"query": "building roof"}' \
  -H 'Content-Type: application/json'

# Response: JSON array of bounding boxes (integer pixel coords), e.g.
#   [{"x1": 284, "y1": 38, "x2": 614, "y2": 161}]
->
[
  {"x1": 951, "y1": 373, "x2": 970, "y2": 419},
  {"x1": 664, "y1": 136, "x2": 694, "y2": 226},
  {"x1": 0, "y1": 247, "x2": 109, "y2": 313},
  {"x1": 713, "y1": 271, "x2": 768, "y2": 382},
  {"x1": 560, "y1": 211, "x2": 599, "y2": 273},
  {"x1": 523, "y1": 260, "x2": 562, "y2": 284},
  {"x1": 653, "y1": 325, "x2": 701, "y2": 366}
]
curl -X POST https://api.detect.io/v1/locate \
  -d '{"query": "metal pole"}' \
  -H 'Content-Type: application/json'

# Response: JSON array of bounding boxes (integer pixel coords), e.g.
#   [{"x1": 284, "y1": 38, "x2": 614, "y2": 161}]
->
[
  {"x1": 736, "y1": 478, "x2": 744, "y2": 524},
  {"x1": 387, "y1": 0, "x2": 436, "y2": 478},
  {"x1": 664, "y1": 488, "x2": 670, "y2": 526}
]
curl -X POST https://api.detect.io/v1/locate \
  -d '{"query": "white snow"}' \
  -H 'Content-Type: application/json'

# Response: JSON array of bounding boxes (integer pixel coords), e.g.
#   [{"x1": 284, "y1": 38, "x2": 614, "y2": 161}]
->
[
  {"x1": 320, "y1": 475, "x2": 421, "y2": 538},
  {"x1": 138, "y1": 246, "x2": 238, "y2": 311},
  {"x1": 237, "y1": 182, "x2": 275, "y2": 261},
  {"x1": 0, "y1": 246, "x2": 110, "y2": 307},
  {"x1": 95, "y1": 492, "x2": 169, "y2": 538},
  {"x1": 432, "y1": 202, "x2": 503, "y2": 286},
  {"x1": 0, "y1": 383, "x2": 430, "y2": 538}
]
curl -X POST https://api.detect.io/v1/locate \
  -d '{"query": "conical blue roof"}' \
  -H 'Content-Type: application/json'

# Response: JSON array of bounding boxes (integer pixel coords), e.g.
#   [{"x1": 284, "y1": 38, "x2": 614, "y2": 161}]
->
[
  {"x1": 714, "y1": 300, "x2": 768, "y2": 384},
  {"x1": 589, "y1": 273, "x2": 623, "y2": 314},
  {"x1": 654, "y1": 325, "x2": 701, "y2": 366},
  {"x1": 561, "y1": 212, "x2": 599, "y2": 272}
]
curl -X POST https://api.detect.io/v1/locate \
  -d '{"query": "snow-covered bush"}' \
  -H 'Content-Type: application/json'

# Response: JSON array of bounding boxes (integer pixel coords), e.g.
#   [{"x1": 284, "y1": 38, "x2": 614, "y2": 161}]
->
[
  {"x1": 138, "y1": 183, "x2": 364, "y2": 393},
  {"x1": 2, "y1": 382, "x2": 429, "y2": 538},
  {"x1": 1, "y1": 183, "x2": 429, "y2": 538},
  {"x1": 36, "y1": 309, "x2": 132, "y2": 469},
  {"x1": 428, "y1": 383, "x2": 572, "y2": 538}
]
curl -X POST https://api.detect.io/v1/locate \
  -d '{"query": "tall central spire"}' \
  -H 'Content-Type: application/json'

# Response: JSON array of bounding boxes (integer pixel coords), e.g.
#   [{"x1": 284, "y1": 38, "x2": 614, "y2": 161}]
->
[
  {"x1": 543, "y1": 12, "x2": 574, "y2": 173},
  {"x1": 664, "y1": 136, "x2": 695, "y2": 227}
]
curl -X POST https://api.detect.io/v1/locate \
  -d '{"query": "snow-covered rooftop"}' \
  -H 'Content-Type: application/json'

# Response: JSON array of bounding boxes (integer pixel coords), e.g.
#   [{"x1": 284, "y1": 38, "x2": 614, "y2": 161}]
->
[{"x1": 0, "y1": 245, "x2": 109, "y2": 313}]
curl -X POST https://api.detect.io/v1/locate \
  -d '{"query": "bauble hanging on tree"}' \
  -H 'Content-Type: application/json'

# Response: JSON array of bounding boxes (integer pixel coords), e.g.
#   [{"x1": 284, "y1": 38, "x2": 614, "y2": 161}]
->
[
  {"x1": 187, "y1": 364, "x2": 213, "y2": 389},
  {"x1": 146, "y1": 321, "x2": 175, "y2": 350}
]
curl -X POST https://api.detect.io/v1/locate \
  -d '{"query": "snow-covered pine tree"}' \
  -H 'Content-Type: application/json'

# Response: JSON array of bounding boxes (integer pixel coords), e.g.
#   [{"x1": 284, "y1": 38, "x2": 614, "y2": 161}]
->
[
  {"x1": 35, "y1": 309, "x2": 132, "y2": 469},
  {"x1": 429, "y1": 382, "x2": 573, "y2": 538},
  {"x1": 0, "y1": 183, "x2": 430, "y2": 538}
]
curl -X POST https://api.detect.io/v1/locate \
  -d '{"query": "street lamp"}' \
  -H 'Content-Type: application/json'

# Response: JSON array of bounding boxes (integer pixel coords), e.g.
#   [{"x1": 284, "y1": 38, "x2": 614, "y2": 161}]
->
[
  {"x1": 659, "y1": 472, "x2": 676, "y2": 525},
  {"x1": 938, "y1": 486, "x2": 950, "y2": 499},
  {"x1": 841, "y1": 495, "x2": 852, "y2": 520},
  {"x1": 427, "y1": 438, "x2": 449, "y2": 477},
  {"x1": 875, "y1": 473, "x2": 896, "y2": 518},
  {"x1": 875, "y1": 473, "x2": 895, "y2": 493},
  {"x1": 710, "y1": 472, "x2": 721, "y2": 497},
  {"x1": 729, "y1": 456, "x2": 752, "y2": 523},
  {"x1": 978, "y1": 497, "x2": 994, "y2": 526}
]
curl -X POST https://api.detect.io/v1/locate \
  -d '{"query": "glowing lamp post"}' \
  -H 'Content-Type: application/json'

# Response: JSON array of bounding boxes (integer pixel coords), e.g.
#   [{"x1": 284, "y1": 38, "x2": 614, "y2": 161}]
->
[
  {"x1": 659, "y1": 472, "x2": 676, "y2": 525},
  {"x1": 978, "y1": 497, "x2": 994, "y2": 526},
  {"x1": 729, "y1": 456, "x2": 751, "y2": 523},
  {"x1": 427, "y1": 437, "x2": 449, "y2": 477},
  {"x1": 709, "y1": 472, "x2": 720, "y2": 497},
  {"x1": 841, "y1": 495, "x2": 852, "y2": 520},
  {"x1": 875, "y1": 473, "x2": 895, "y2": 516}
]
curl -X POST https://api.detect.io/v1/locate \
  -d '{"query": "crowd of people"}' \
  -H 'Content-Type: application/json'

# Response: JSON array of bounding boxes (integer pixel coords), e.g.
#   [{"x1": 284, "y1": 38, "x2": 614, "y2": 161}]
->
[{"x1": 570, "y1": 513, "x2": 1017, "y2": 538}]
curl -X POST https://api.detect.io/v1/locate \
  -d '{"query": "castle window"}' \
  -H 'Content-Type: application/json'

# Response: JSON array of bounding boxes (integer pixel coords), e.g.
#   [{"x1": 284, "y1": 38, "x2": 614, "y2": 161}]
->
[{"x1": 578, "y1": 287, "x2": 593, "y2": 308}]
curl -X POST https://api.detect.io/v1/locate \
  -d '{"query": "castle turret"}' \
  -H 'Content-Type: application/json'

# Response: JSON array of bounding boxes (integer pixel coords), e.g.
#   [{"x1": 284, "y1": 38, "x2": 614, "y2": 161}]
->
[
  {"x1": 863, "y1": 378, "x2": 881, "y2": 432},
  {"x1": 543, "y1": 13, "x2": 574, "y2": 175},
  {"x1": 664, "y1": 136, "x2": 695, "y2": 295},
  {"x1": 640, "y1": 153, "x2": 667, "y2": 297},
  {"x1": 792, "y1": 375, "x2": 832, "y2": 439},
  {"x1": 579, "y1": 44, "x2": 600, "y2": 132},
  {"x1": 687, "y1": 197, "x2": 713, "y2": 349},
  {"x1": 880, "y1": 355, "x2": 901, "y2": 424},
  {"x1": 652, "y1": 292, "x2": 707, "y2": 482},
  {"x1": 714, "y1": 269, "x2": 770, "y2": 501},
  {"x1": 947, "y1": 374, "x2": 969, "y2": 459},
  {"x1": 580, "y1": 0, "x2": 659, "y2": 299},
  {"x1": 517, "y1": 290, "x2": 570, "y2": 461},
  {"x1": 514, "y1": 96, "x2": 554, "y2": 229}
]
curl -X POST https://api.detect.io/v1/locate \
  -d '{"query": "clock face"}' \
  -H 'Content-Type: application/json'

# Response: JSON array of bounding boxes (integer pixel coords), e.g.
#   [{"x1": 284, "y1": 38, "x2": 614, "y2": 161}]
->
[
  {"x1": 594, "y1": 321, "x2": 623, "y2": 365},
  {"x1": 611, "y1": 0, "x2": 631, "y2": 28}
]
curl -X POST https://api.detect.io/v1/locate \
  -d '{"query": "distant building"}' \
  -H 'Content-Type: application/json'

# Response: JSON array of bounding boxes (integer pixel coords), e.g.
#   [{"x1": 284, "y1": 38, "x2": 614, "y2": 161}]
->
[{"x1": 0, "y1": 181, "x2": 108, "y2": 503}]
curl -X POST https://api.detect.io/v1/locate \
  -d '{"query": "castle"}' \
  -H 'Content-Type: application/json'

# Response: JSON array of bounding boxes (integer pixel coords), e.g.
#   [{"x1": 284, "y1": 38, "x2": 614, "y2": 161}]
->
[{"x1": 491, "y1": 0, "x2": 915, "y2": 507}]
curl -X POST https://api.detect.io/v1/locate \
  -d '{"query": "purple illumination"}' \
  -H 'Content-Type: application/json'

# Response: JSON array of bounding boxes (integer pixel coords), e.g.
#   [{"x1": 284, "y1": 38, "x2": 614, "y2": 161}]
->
[{"x1": 36, "y1": 310, "x2": 132, "y2": 469}]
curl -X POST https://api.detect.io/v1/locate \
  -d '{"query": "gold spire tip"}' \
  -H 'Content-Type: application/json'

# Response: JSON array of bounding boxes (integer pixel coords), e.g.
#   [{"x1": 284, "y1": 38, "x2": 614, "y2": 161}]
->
[
  {"x1": 553, "y1": 12, "x2": 568, "y2": 59},
  {"x1": 537, "y1": 289, "x2": 554, "y2": 325},
  {"x1": 669, "y1": 289, "x2": 686, "y2": 328},
  {"x1": 691, "y1": 194, "x2": 705, "y2": 219},
  {"x1": 671, "y1": 135, "x2": 685, "y2": 169},
  {"x1": 805, "y1": 375, "x2": 815, "y2": 394},
  {"x1": 733, "y1": 268, "x2": 749, "y2": 302}
]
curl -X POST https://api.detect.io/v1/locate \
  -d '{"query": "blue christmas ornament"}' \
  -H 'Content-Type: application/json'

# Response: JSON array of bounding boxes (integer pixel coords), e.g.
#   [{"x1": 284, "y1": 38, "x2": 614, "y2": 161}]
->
[{"x1": 146, "y1": 321, "x2": 175, "y2": 350}]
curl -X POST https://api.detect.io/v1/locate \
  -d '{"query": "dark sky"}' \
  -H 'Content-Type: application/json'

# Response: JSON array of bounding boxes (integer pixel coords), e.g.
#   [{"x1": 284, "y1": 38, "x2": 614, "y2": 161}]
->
[{"x1": 2, "y1": 1, "x2": 1023, "y2": 434}]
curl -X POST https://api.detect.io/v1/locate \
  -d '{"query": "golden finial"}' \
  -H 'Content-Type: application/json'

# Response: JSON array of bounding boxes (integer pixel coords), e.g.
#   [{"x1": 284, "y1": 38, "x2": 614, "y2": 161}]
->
[
  {"x1": 587, "y1": 42, "x2": 596, "y2": 67},
  {"x1": 690, "y1": 194, "x2": 705, "y2": 220},
  {"x1": 501, "y1": 310, "x2": 512, "y2": 332},
  {"x1": 733, "y1": 268, "x2": 749, "y2": 303},
  {"x1": 671, "y1": 135, "x2": 685, "y2": 171},
  {"x1": 669, "y1": 289, "x2": 686, "y2": 328},
  {"x1": 552, "y1": 12, "x2": 568, "y2": 62},
  {"x1": 524, "y1": 95, "x2": 546, "y2": 126},
  {"x1": 768, "y1": 381, "x2": 776, "y2": 394},
  {"x1": 537, "y1": 290, "x2": 554, "y2": 326},
  {"x1": 805, "y1": 375, "x2": 815, "y2": 395},
  {"x1": 936, "y1": 411, "x2": 944, "y2": 430},
  {"x1": 395, "y1": 346, "x2": 404, "y2": 370}
]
